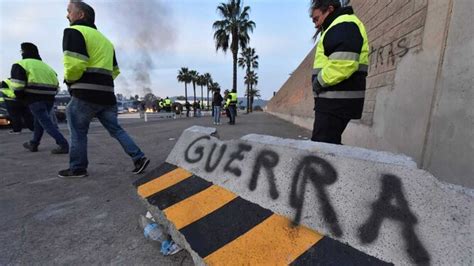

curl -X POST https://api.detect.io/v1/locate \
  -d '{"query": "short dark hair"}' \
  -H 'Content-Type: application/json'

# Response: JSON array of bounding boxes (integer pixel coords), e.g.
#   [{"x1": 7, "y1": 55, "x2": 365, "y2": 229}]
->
[
  {"x1": 310, "y1": 0, "x2": 342, "y2": 13},
  {"x1": 71, "y1": 0, "x2": 95, "y2": 24}
]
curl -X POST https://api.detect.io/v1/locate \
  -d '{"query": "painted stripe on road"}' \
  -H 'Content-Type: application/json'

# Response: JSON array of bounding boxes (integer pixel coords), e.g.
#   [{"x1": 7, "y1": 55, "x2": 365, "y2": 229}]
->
[
  {"x1": 133, "y1": 162, "x2": 177, "y2": 187},
  {"x1": 163, "y1": 185, "x2": 237, "y2": 230},
  {"x1": 137, "y1": 168, "x2": 192, "y2": 198},
  {"x1": 204, "y1": 214, "x2": 324, "y2": 265},
  {"x1": 291, "y1": 237, "x2": 392, "y2": 265},
  {"x1": 179, "y1": 197, "x2": 273, "y2": 258},
  {"x1": 147, "y1": 175, "x2": 212, "y2": 209}
]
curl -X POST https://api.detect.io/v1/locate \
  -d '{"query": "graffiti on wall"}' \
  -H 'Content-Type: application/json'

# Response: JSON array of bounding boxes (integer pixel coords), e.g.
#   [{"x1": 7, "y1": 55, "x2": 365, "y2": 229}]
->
[
  {"x1": 369, "y1": 37, "x2": 409, "y2": 71},
  {"x1": 184, "y1": 136, "x2": 430, "y2": 264}
]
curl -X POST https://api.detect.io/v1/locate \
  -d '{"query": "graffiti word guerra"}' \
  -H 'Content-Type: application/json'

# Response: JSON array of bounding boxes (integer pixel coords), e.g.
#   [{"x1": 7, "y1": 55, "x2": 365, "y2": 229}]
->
[{"x1": 184, "y1": 136, "x2": 430, "y2": 264}]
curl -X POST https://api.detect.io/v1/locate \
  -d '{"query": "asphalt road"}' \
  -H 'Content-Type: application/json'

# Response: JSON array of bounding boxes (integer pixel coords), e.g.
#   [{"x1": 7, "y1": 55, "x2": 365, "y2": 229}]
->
[{"x1": 0, "y1": 112, "x2": 312, "y2": 265}]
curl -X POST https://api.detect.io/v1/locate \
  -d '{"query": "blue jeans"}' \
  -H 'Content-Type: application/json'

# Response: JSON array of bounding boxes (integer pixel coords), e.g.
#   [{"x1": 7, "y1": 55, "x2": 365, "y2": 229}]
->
[
  {"x1": 213, "y1": 106, "x2": 221, "y2": 123},
  {"x1": 67, "y1": 97, "x2": 144, "y2": 171},
  {"x1": 29, "y1": 101, "x2": 68, "y2": 148},
  {"x1": 228, "y1": 105, "x2": 236, "y2": 123}
]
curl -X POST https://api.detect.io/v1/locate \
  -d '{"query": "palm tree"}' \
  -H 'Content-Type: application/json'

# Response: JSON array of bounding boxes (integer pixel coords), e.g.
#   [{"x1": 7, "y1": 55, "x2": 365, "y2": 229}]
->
[
  {"x1": 238, "y1": 47, "x2": 258, "y2": 113},
  {"x1": 213, "y1": 0, "x2": 255, "y2": 94},
  {"x1": 177, "y1": 67, "x2": 191, "y2": 102},
  {"x1": 197, "y1": 75, "x2": 207, "y2": 109},
  {"x1": 244, "y1": 71, "x2": 258, "y2": 112},
  {"x1": 189, "y1": 70, "x2": 199, "y2": 103},
  {"x1": 203, "y1": 73, "x2": 212, "y2": 109},
  {"x1": 246, "y1": 87, "x2": 261, "y2": 112},
  {"x1": 209, "y1": 81, "x2": 221, "y2": 93}
]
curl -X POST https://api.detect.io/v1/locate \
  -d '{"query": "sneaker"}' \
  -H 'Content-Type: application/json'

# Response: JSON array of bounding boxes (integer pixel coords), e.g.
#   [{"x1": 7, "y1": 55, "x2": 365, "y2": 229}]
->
[
  {"x1": 9, "y1": 130, "x2": 21, "y2": 135},
  {"x1": 51, "y1": 146, "x2": 69, "y2": 154},
  {"x1": 58, "y1": 169, "x2": 88, "y2": 178},
  {"x1": 23, "y1": 142, "x2": 38, "y2": 152},
  {"x1": 132, "y1": 157, "x2": 150, "y2": 174}
]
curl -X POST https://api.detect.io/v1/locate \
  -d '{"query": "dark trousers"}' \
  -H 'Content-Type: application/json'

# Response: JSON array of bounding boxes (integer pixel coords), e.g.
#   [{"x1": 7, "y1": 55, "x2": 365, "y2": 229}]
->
[
  {"x1": 5, "y1": 100, "x2": 34, "y2": 132},
  {"x1": 228, "y1": 105, "x2": 236, "y2": 124},
  {"x1": 311, "y1": 112, "x2": 350, "y2": 145}
]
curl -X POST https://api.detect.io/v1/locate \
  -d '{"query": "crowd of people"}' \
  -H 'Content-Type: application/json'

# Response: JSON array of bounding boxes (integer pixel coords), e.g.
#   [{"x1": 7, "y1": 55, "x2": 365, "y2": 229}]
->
[{"x1": 141, "y1": 88, "x2": 238, "y2": 125}]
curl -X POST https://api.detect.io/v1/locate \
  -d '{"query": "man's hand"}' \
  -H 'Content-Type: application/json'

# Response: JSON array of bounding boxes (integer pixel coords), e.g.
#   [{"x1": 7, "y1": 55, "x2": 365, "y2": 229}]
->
[{"x1": 312, "y1": 74, "x2": 323, "y2": 95}]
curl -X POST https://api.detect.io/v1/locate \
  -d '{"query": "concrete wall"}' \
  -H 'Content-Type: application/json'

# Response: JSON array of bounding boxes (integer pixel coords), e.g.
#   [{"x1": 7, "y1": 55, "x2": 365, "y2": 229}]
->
[
  {"x1": 266, "y1": 0, "x2": 473, "y2": 188},
  {"x1": 421, "y1": 0, "x2": 474, "y2": 187}
]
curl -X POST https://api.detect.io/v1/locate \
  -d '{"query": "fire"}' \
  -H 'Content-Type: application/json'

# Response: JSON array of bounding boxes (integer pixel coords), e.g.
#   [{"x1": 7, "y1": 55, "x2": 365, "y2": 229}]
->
[{"x1": 145, "y1": 108, "x2": 154, "y2": 113}]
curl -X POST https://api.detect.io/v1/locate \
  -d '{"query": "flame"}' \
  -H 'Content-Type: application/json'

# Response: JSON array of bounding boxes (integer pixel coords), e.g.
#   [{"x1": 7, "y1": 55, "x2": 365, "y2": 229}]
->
[{"x1": 145, "y1": 108, "x2": 154, "y2": 113}]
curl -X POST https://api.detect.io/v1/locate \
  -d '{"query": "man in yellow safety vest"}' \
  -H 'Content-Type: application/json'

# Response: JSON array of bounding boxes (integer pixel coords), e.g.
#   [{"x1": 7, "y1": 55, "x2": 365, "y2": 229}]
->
[{"x1": 310, "y1": 0, "x2": 369, "y2": 144}]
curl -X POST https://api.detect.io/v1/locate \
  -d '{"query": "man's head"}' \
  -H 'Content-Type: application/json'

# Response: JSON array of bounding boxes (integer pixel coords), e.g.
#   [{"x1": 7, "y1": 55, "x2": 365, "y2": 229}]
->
[
  {"x1": 67, "y1": 1, "x2": 95, "y2": 25},
  {"x1": 310, "y1": 0, "x2": 341, "y2": 31},
  {"x1": 21, "y1": 42, "x2": 41, "y2": 59}
]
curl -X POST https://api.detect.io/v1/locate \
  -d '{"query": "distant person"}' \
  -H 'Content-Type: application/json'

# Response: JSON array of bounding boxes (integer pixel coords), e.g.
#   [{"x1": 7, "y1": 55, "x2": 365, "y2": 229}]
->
[
  {"x1": 184, "y1": 101, "x2": 191, "y2": 117},
  {"x1": 10, "y1": 43, "x2": 69, "y2": 153},
  {"x1": 310, "y1": 0, "x2": 369, "y2": 144},
  {"x1": 157, "y1": 99, "x2": 164, "y2": 112},
  {"x1": 192, "y1": 101, "x2": 198, "y2": 117},
  {"x1": 1, "y1": 78, "x2": 34, "y2": 134},
  {"x1": 223, "y1": 90, "x2": 230, "y2": 122},
  {"x1": 172, "y1": 102, "x2": 182, "y2": 117},
  {"x1": 196, "y1": 100, "x2": 202, "y2": 117},
  {"x1": 212, "y1": 89, "x2": 223, "y2": 125},
  {"x1": 226, "y1": 89, "x2": 237, "y2": 125},
  {"x1": 164, "y1": 97, "x2": 172, "y2": 112},
  {"x1": 59, "y1": 1, "x2": 149, "y2": 178}
]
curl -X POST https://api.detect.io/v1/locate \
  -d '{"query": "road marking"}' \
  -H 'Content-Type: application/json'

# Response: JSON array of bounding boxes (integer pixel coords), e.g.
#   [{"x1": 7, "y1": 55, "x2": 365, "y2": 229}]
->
[
  {"x1": 164, "y1": 185, "x2": 237, "y2": 230},
  {"x1": 137, "y1": 168, "x2": 193, "y2": 198},
  {"x1": 204, "y1": 214, "x2": 323, "y2": 265}
]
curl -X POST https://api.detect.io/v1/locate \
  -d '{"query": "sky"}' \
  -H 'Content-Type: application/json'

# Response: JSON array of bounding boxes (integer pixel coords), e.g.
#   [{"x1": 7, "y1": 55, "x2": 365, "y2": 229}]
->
[{"x1": 0, "y1": 0, "x2": 317, "y2": 100}]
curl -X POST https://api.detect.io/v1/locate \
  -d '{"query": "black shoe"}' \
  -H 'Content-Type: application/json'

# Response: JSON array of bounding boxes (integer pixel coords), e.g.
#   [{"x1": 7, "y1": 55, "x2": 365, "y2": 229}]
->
[
  {"x1": 23, "y1": 142, "x2": 38, "y2": 152},
  {"x1": 132, "y1": 157, "x2": 150, "y2": 174},
  {"x1": 51, "y1": 146, "x2": 69, "y2": 154},
  {"x1": 58, "y1": 169, "x2": 88, "y2": 178}
]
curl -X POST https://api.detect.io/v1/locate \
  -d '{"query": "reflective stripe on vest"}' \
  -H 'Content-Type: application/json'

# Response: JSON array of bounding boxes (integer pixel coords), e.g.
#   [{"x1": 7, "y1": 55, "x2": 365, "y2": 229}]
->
[
  {"x1": 70, "y1": 83, "x2": 114, "y2": 92},
  {"x1": 318, "y1": 90, "x2": 365, "y2": 99},
  {"x1": 17, "y1": 59, "x2": 58, "y2": 95}
]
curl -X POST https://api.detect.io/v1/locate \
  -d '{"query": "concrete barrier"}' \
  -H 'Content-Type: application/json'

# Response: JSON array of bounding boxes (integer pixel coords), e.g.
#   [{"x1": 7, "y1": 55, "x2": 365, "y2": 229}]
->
[{"x1": 135, "y1": 126, "x2": 473, "y2": 265}]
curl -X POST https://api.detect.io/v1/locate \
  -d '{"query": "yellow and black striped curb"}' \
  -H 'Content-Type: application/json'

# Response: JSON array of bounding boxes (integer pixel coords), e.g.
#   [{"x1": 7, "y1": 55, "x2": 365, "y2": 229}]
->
[{"x1": 134, "y1": 162, "x2": 391, "y2": 265}]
